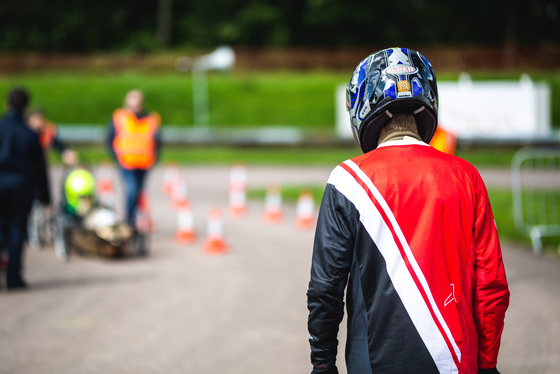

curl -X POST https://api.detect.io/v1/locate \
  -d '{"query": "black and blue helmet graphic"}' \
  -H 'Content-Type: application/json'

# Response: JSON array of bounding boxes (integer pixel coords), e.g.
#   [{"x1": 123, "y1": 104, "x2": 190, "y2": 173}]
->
[{"x1": 346, "y1": 47, "x2": 439, "y2": 153}]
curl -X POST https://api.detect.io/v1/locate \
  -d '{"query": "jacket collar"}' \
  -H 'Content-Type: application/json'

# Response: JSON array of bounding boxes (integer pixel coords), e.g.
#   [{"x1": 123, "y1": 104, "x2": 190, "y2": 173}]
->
[
  {"x1": 377, "y1": 129, "x2": 427, "y2": 148},
  {"x1": 5, "y1": 109, "x2": 25, "y2": 122}
]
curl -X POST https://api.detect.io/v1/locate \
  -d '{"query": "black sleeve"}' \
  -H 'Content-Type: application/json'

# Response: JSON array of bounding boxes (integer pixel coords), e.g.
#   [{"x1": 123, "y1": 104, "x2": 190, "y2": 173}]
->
[
  {"x1": 31, "y1": 135, "x2": 51, "y2": 205},
  {"x1": 154, "y1": 128, "x2": 162, "y2": 165},
  {"x1": 307, "y1": 183, "x2": 355, "y2": 373},
  {"x1": 51, "y1": 135, "x2": 67, "y2": 154},
  {"x1": 106, "y1": 117, "x2": 117, "y2": 162}
]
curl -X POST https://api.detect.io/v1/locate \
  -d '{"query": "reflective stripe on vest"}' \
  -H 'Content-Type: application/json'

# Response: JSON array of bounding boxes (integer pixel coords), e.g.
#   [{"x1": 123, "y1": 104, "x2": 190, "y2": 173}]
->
[{"x1": 112, "y1": 109, "x2": 160, "y2": 169}]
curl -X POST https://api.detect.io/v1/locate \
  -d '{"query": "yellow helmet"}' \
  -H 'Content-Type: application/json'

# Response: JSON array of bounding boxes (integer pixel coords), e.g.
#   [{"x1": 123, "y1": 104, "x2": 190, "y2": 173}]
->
[{"x1": 65, "y1": 169, "x2": 95, "y2": 216}]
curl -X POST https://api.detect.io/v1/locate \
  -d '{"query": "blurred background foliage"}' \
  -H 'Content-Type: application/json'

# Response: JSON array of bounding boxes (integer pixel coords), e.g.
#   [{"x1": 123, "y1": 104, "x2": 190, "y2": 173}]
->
[{"x1": 0, "y1": 0, "x2": 558, "y2": 52}]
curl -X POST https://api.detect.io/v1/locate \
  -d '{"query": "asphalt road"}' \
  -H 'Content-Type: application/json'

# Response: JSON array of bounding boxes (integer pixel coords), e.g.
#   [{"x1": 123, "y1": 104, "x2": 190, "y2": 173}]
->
[{"x1": 1, "y1": 165, "x2": 559, "y2": 374}]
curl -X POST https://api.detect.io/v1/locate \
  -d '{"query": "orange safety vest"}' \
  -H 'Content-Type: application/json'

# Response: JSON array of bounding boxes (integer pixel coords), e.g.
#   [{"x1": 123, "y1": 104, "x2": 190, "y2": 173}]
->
[
  {"x1": 39, "y1": 121, "x2": 57, "y2": 153},
  {"x1": 429, "y1": 126, "x2": 457, "y2": 155},
  {"x1": 112, "y1": 109, "x2": 161, "y2": 170}
]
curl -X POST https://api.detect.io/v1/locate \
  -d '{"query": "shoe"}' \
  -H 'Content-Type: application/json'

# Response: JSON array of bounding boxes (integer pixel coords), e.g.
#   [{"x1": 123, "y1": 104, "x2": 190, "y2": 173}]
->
[{"x1": 7, "y1": 279, "x2": 28, "y2": 291}]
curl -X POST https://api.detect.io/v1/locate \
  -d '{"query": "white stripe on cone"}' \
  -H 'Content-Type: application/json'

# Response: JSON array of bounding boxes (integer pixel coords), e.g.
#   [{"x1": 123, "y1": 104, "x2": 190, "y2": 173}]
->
[
  {"x1": 264, "y1": 185, "x2": 283, "y2": 224},
  {"x1": 175, "y1": 200, "x2": 195, "y2": 243},
  {"x1": 171, "y1": 176, "x2": 189, "y2": 209},
  {"x1": 229, "y1": 163, "x2": 247, "y2": 187},
  {"x1": 228, "y1": 163, "x2": 248, "y2": 218},
  {"x1": 229, "y1": 185, "x2": 247, "y2": 217},
  {"x1": 203, "y1": 207, "x2": 228, "y2": 255},
  {"x1": 296, "y1": 190, "x2": 315, "y2": 229},
  {"x1": 163, "y1": 162, "x2": 180, "y2": 196},
  {"x1": 96, "y1": 162, "x2": 115, "y2": 208}
]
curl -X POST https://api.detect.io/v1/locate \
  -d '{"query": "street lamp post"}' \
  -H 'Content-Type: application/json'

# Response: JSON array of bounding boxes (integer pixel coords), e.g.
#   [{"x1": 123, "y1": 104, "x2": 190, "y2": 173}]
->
[
  {"x1": 176, "y1": 46, "x2": 235, "y2": 128},
  {"x1": 192, "y1": 66, "x2": 209, "y2": 126}
]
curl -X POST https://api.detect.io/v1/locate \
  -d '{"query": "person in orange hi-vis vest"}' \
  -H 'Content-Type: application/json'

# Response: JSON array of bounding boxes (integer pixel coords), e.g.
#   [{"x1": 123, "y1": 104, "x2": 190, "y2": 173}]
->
[
  {"x1": 27, "y1": 108, "x2": 78, "y2": 166},
  {"x1": 429, "y1": 125, "x2": 458, "y2": 155},
  {"x1": 107, "y1": 89, "x2": 161, "y2": 226}
]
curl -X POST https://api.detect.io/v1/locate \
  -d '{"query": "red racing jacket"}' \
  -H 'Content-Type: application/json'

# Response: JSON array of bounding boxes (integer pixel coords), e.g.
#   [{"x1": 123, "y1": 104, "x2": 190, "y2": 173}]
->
[{"x1": 307, "y1": 137, "x2": 510, "y2": 374}]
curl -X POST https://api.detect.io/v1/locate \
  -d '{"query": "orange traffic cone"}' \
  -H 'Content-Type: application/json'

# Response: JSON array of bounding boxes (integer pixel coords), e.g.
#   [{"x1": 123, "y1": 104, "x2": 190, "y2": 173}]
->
[
  {"x1": 228, "y1": 163, "x2": 248, "y2": 218},
  {"x1": 163, "y1": 162, "x2": 180, "y2": 196},
  {"x1": 203, "y1": 207, "x2": 228, "y2": 255},
  {"x1": 175, "y1": 200, "x2": 196, "y2": 244},
  {"x1": 229, "y1": 163, "x2": 248, "y2": 187},
  {"x1": 296, "y1": 190, "x2": 315, "y2": 230},
  {"x1": 228, "y1": 184, "x2": 247, "y2": 217},
  {"x1": 96, "y1": 161, "x2": 113, "y2": 190},
  {"x1": 171, "y1": 177, "x2": 189, "y2": 209},
  {"x1": 263, "y1": 185, "x2": 283, "y2": 224},
  {"x1": 137, "y1": 192, "x2": 155, "y2": 233},
  {"x1": 96, "y1": 162, "x2": 116, "y2": 208}
]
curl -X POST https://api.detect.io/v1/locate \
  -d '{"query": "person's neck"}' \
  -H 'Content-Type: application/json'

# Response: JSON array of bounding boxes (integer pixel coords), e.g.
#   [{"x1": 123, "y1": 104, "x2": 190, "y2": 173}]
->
[
  {"x1": 378, "y1": 129, "x2": 421, "y2": 145},
  {"x1": 126, "y1": 108, "x2": 144, "y2": 117}
]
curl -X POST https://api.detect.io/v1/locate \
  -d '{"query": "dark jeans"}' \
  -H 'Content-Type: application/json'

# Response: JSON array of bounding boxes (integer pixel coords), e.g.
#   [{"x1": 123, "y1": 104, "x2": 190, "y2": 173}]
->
[
  {"x1": 120, "y1": 168, "x2": 148, "y2": 225},
  {"x1": 0, "y1": 188, "x2": 32, "y2": 287}
]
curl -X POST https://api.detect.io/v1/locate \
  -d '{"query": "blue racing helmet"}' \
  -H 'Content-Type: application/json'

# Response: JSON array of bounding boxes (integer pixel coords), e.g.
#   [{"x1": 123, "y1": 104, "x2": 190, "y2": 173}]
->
[{"x1": 346, "y1": 47, "x2": 439, "y2": 153}]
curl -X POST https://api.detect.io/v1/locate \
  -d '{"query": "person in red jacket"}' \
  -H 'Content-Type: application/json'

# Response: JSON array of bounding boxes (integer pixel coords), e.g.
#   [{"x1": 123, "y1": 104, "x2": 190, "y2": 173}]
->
[{"x1": 307, "y1": 48, "x2": 510, "y2": 374}]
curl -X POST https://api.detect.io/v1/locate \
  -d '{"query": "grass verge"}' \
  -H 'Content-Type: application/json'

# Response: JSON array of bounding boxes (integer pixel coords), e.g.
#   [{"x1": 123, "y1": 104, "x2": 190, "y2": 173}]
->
[{"x1": 2, "y1": 70, "x2": 559, "y2": 128}]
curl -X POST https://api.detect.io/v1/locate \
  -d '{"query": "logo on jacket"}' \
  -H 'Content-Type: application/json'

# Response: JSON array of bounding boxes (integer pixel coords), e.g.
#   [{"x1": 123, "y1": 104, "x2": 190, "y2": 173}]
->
[{"x1": 444, "y1": 283, "x2": 456, "y2": 307}]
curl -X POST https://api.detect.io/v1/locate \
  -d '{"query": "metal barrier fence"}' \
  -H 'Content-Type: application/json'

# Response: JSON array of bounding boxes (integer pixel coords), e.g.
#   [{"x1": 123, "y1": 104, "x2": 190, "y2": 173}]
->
[{"x1": 512, "y1": 148, "x2": 560, "y2": 255}]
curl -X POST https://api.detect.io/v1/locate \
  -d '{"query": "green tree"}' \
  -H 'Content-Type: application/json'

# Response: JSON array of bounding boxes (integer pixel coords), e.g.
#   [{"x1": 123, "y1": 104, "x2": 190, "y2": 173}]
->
[{"x1": 0, "y1": 0, "x2": 557, "y2": 51}]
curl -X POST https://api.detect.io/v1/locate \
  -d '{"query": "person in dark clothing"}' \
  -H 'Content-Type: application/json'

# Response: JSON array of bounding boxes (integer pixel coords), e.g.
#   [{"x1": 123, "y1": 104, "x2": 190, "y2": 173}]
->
[
  {"x1": 106, "y1": 89, "x2": 161, "y2": 226},
  {"x1": 0, "y1": 87, "x2": 50, "y2": 290}
]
